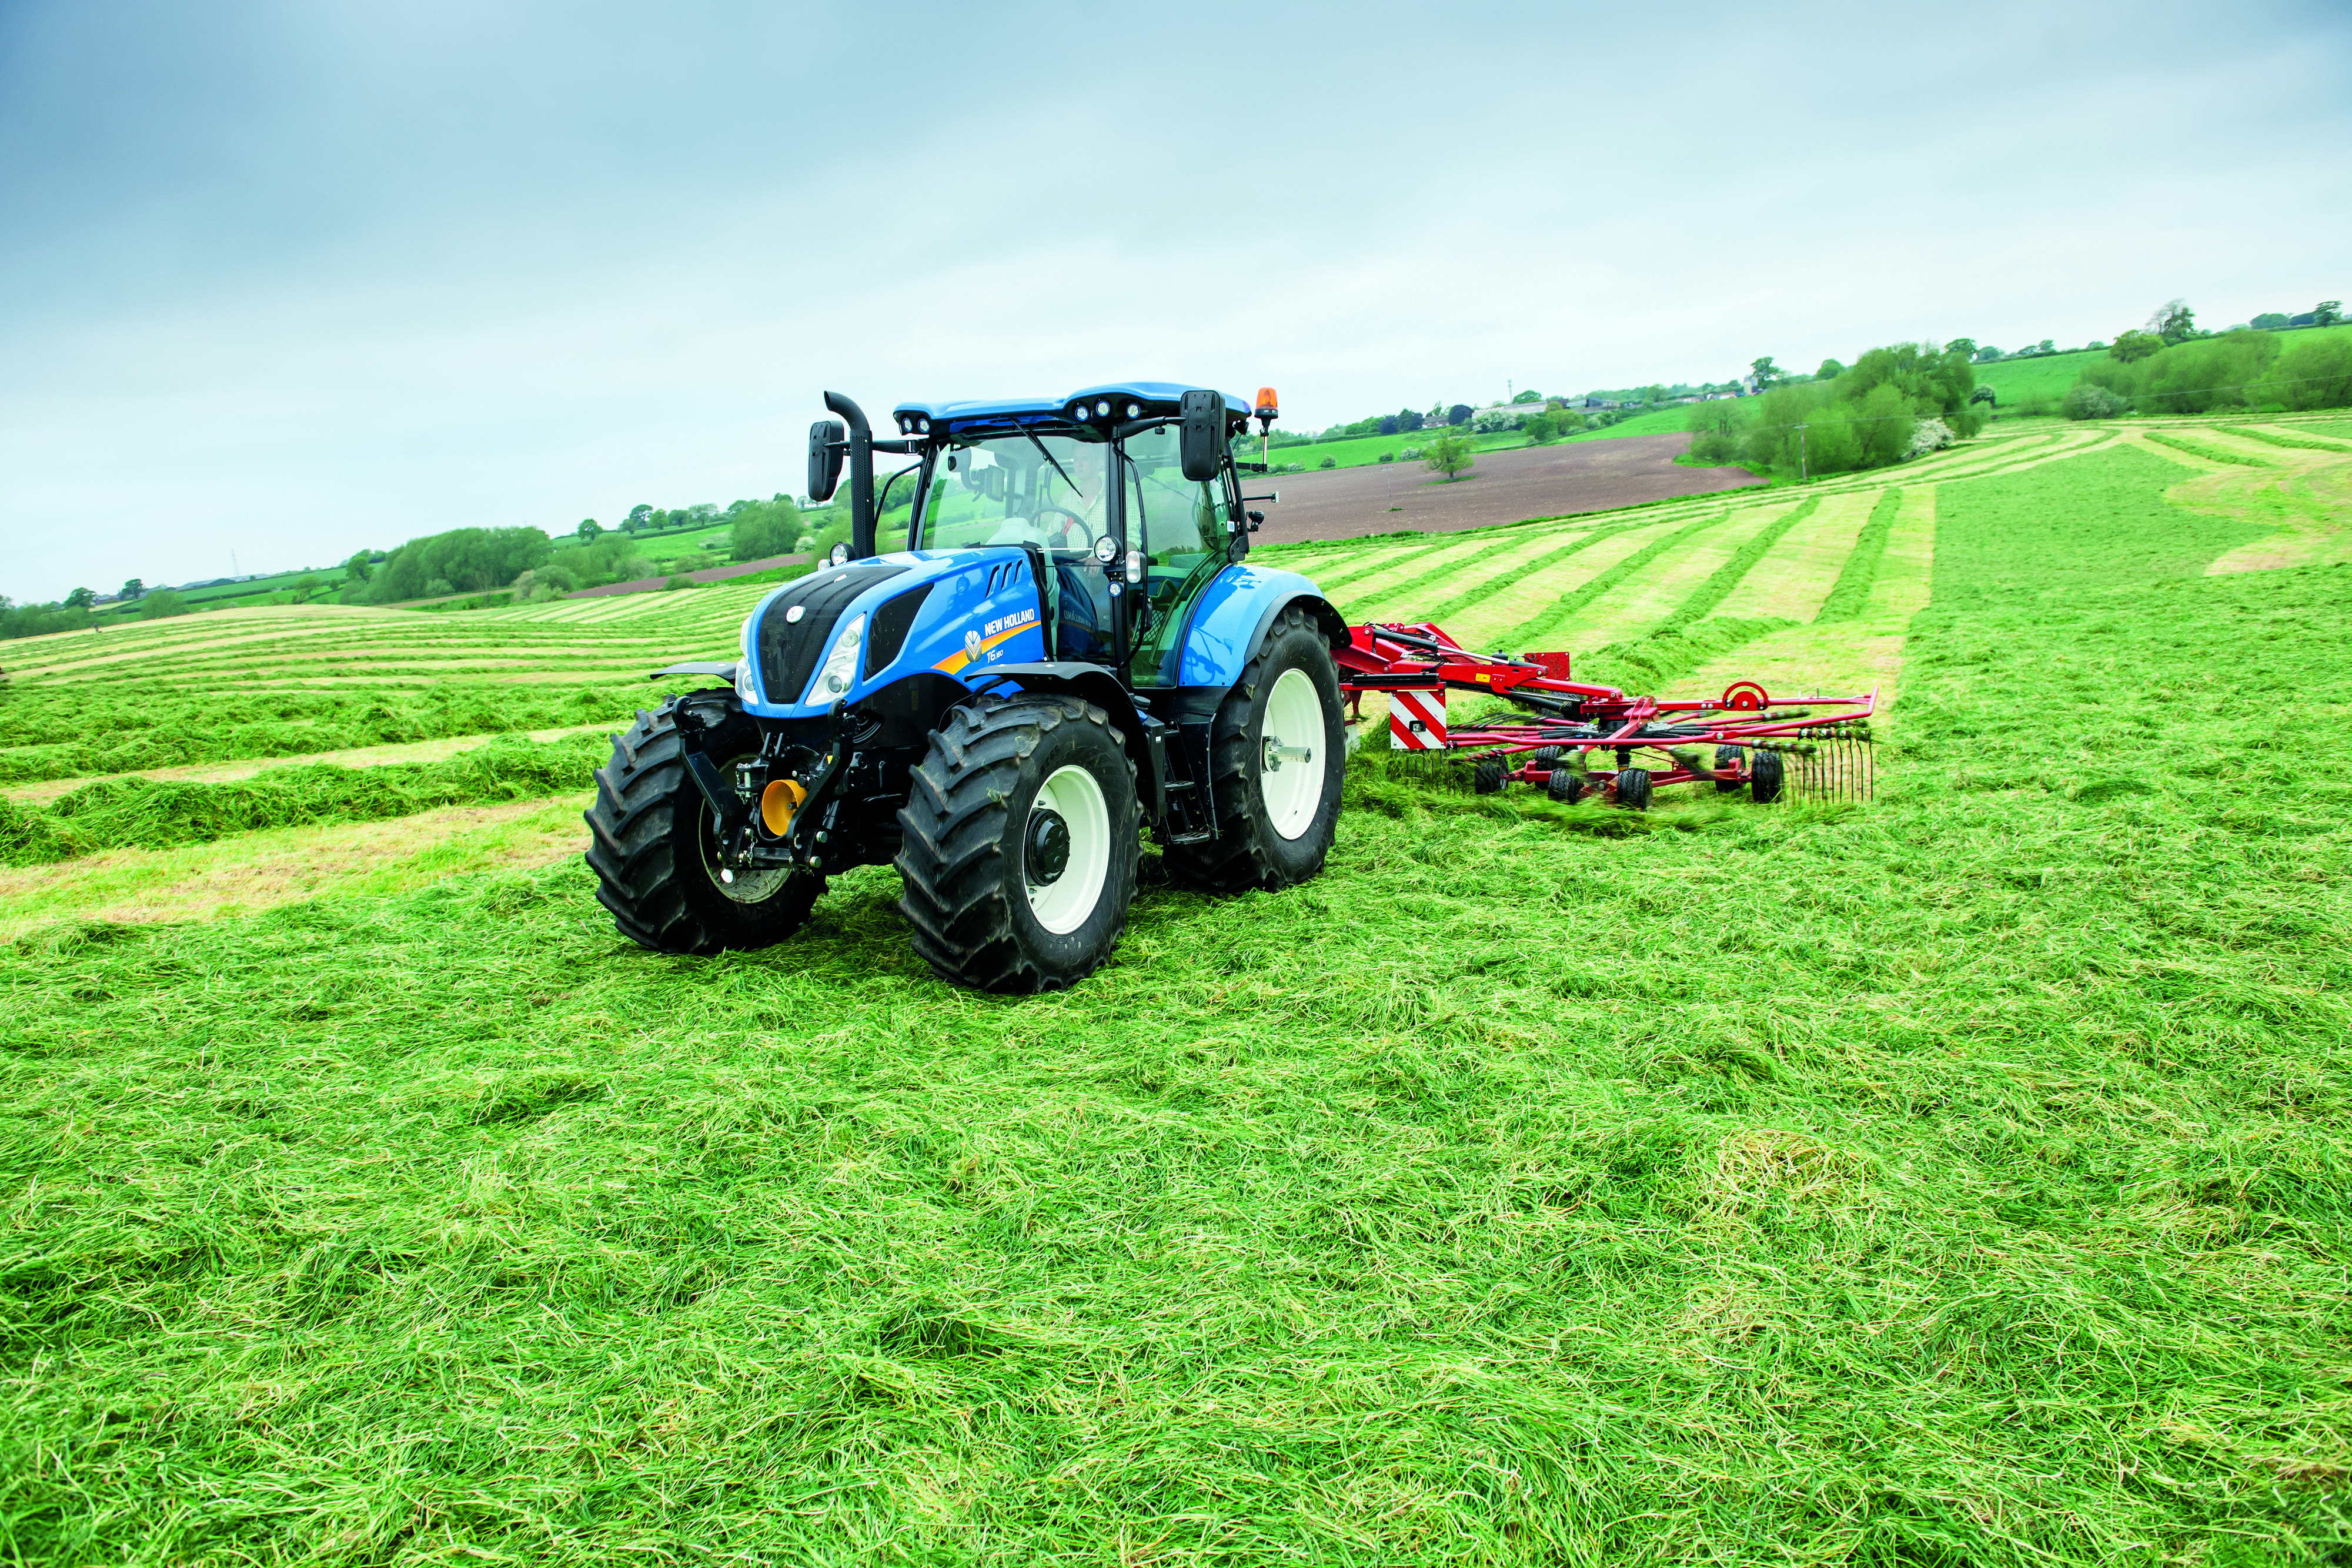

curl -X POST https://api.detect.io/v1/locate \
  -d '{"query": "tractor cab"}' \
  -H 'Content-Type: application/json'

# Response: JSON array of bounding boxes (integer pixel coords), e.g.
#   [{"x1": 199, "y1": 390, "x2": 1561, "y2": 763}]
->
[{"x1": 864, "y1": 383, "x2": 1259, "y2": 688}]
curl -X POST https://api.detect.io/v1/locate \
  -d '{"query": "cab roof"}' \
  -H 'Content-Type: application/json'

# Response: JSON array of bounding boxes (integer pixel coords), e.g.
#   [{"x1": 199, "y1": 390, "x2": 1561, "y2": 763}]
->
[{"x1": 889, "y1": 383, "x2": 1251, "y2": 439}]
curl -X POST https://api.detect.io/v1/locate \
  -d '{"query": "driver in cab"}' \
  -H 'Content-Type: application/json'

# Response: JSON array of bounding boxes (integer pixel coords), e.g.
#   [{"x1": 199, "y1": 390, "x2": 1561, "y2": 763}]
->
[{"x1": 1035, "y1": 440, "x2": 1109, "y2": 554}]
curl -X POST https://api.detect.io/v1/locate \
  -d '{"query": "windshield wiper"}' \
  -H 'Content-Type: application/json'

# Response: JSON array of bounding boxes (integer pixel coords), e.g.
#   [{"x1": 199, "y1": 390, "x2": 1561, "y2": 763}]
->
[{"x1": 1016, "y1": 423, "x2": 1081, "y2": 498}]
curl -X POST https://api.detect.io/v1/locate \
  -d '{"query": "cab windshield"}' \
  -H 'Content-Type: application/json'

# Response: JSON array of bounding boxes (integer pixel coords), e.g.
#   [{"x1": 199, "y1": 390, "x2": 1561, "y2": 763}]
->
[{"x1": 917, "y1": 430, "x2": 1111, "y2": 554}]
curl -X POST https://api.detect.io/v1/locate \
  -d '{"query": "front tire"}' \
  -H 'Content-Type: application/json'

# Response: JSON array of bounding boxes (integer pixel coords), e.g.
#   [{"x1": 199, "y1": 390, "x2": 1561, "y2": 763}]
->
[
  {"x1": 895, "y1": 695, "x2": 1141, "y2": 992},
  {"x1": 1164, "y1": 604, "x2": 1347, "y2": 892},
  {"x1": 583, "y1": 697, "x2": 823, "y2": 954}
]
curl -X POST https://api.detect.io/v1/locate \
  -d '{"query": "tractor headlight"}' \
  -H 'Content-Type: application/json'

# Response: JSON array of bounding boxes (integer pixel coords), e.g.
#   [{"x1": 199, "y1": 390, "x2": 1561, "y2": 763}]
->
[
  {"x1": 736, "y1": 620, "x2": 761, "y2": 705},
  {"x1": 812, "y1": 613, "x2": 865, "y2": 700}
]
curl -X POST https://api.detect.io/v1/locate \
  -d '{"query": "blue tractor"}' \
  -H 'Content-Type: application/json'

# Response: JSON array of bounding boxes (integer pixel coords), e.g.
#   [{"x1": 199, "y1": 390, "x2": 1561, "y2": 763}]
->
[{"x1": 584, "y1": 383, "x2": 1350, "y2": 991}]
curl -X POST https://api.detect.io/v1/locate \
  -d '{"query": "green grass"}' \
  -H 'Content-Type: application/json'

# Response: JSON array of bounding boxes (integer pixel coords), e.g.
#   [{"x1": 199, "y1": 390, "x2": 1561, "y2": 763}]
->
[
  {"x1": 1558, "y1": 404, "x2": 1695, "y2": 443},
  {"x1": 1972, "y1": 324, "x2": 2352, "y2": 414},
  {"x1": 1499, "y1": 508, "x2": 1733, "y2": 650},
  {"x1": 4, "y1": 424, "x2": 2351, "y2": 1562},
  {"x1": 1, "y1": 734, "x2": 605, "y2": 865},
  {"x1": 1968, "y1": 347, "x2": 2107, "y2": 409},
  {"x1": 1813, "y1": 488, "x2": 1904, "y2": 622},
  {"x1": 0, "y1": 686, "x2": 636, "y2": 784}
]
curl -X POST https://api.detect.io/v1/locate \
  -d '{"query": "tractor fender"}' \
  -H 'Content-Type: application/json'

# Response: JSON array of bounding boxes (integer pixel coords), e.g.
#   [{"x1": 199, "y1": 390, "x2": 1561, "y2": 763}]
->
[
  {"x1": 962, "y1": 663, "x2": 1159, "y2": 814},
  {"x1": 1172, "y1": 566, "x2": 1348, "y2": 691}
]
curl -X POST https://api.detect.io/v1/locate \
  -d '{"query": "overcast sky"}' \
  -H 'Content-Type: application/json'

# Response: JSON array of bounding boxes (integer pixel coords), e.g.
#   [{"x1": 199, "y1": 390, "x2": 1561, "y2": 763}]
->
[{"x1": 4, "y1": 1, "x2": 2347, "y2": 601}]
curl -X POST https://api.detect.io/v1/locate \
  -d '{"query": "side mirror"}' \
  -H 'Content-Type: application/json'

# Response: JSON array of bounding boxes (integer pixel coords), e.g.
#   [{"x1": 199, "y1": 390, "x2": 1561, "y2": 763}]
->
[
  {"x1": 807, "y1": 420, "x2": 846, "y2": 502},
  {"x1": 1178, "y1": 389, "x2": 1223, "y2": 482}
]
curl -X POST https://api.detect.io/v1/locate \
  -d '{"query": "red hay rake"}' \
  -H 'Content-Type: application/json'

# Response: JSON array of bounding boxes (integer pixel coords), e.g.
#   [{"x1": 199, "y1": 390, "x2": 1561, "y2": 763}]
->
[{"x1": 1337, "y1": 621, "x2": 1876, "y2": 808}]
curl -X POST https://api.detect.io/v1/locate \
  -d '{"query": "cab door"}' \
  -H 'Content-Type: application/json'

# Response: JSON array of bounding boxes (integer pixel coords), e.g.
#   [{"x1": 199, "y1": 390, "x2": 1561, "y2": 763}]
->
[{"x1": 1120, "y1": 429, "x2": 1238, "y2": 688}]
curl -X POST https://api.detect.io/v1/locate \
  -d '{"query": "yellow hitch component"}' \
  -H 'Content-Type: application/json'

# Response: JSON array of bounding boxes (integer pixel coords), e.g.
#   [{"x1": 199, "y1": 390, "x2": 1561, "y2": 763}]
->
[{"x1": 760, "y1": 778, "x2": 807, "y2": 836}]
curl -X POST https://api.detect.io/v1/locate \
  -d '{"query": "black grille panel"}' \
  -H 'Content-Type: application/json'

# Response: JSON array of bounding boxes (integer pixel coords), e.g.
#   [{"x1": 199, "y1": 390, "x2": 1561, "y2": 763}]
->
[
  {"x1": 865, "y1": 583, "x2": 934, "y2": 677},
  {"x1": 756, "y1": 563, "x2": 909, "y2": 705}
]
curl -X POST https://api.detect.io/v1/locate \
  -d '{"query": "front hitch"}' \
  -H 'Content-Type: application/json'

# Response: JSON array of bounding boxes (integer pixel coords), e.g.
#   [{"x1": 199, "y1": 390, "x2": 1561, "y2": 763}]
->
[
  {"x1": 777, "y1": 700, "x2": 853, "y2": 872},
  {"x1": 679, "y1": 699, "x2": 851, "y2": 872}
]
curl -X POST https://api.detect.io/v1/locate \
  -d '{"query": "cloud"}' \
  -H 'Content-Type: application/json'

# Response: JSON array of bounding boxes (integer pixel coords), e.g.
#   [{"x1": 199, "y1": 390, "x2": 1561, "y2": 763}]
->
[{"x1": 2, "y1": 0, "x2": 2347, "y2": 598}]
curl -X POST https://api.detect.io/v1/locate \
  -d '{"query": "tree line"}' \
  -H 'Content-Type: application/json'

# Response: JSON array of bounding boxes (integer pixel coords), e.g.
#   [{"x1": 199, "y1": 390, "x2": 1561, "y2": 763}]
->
[
  {"x1": 2, "y1": 494, "x2": 815, "y2": 640},
  {"x1": 1684, "y1": 342, "x2": 1986, "y2": 478},
  {"x1": 2060, "y1": 300, "x2": 2352, "y2": 419}
]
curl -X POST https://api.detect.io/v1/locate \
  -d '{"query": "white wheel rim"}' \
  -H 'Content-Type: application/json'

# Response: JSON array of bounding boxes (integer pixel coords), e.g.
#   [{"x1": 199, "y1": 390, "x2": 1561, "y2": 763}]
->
[
  {"x1": 1259, "y1": 667, "x2": 1328, "y2": 841},
  {"x1": 1025, "y1": 763, "x2": 1111, "y2": 935}
]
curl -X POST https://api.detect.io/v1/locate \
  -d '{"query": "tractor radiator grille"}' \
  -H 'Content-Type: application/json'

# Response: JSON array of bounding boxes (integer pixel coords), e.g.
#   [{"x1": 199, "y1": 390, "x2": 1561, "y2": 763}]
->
[
  {"x1": 757, "y1": 563, "x2": 909, "y2": 705},
  {"x1": 864, "y1": 583, "x2": 934, "y2": 678}
]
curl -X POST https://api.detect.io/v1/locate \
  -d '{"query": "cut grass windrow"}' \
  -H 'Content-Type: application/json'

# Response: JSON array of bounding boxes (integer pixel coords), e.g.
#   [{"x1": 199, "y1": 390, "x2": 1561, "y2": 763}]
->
[
  {"x1": 1337, "y1": 530, "x2": 1576, "y2": 620},
  {"x1": 2141, "y1": 430, "x2": 2277, "y2": 468},
  {"x1": 1498, "y1": 507, "x2": 1735, "y2": 652},
  {"x1": 1814, "y1": 487, "x2": 1905, "y2": 623},
  {"x1": 0, "y1": 734, "x2": 606, "y2": 866},
  {"x1": 1404, "y1": 520, "x2": 1649, "y2": 633},
  {"x1": 0, "y1": 684, "x2": 637, "y2": 785},
  {"x1": 2219, "y1": 424, "x2": 2352, "y2": 453},
  {"x1": 1572, "y1": 613, "x2": 1797, "y2": 694},
  {"x1": 1306, "y1": 536, "x2": 1469, "y2": 598},
  {"x1": 1658, "y1": 496, "x2": 1819, "y2": 627}
]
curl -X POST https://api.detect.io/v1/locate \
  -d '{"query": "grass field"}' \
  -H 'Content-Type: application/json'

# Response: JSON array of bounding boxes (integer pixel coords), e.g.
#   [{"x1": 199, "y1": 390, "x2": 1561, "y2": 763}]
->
[
  {"x1": 5, "y1": 412, "x2": 2351, "y2": 1563},
  {"x1": 1971, "y1": 325, "x2": 2352, "y2": 414}
]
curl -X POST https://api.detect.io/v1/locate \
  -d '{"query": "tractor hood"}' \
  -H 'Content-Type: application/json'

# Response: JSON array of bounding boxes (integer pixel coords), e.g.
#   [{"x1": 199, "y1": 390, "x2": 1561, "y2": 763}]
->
[{"x1": 734, "y1": 548, "x2": 1046, "y2": 718}]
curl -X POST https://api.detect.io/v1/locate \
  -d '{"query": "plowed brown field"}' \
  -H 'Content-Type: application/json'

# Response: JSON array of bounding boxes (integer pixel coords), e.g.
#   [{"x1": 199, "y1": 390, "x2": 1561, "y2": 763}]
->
[{"x1": 1252, "y1": 432, "x2": 1762, "y2": 544}]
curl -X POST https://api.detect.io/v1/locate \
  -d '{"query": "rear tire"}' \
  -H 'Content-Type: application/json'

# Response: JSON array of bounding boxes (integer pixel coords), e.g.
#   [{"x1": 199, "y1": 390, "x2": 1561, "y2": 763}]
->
[
  {"x1": 1546, "y1": 765, "x2": 1585, "y2": 803},
  {"x1": 1164, "y1": 604, "x2": 1346, "y2": 893},
  {"x1": 583, "y1": 696, "x2": 823, "y2": 954},
  {"x1": 1615, "y1": 766, "x2": 1652, "y2": 810},
  {"x1": 1750, "y1": 748, "x2": 1785, "y2": 804},
  {"x1": 896, "y1": 695, "x2": 1141, "y2": 992}
]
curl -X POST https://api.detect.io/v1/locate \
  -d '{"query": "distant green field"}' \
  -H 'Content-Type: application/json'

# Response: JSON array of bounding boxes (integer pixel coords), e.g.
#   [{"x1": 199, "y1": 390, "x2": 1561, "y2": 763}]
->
[
  {"x1": 1561, "y1": 404, "x2": 1694, "y2": 443},
  {"x1": 1968, "y1": 349, "x2": 2106, "y2": 409},
  {"x1": 1971, "y1": 323, "x2": 2352, "y2": 412}
]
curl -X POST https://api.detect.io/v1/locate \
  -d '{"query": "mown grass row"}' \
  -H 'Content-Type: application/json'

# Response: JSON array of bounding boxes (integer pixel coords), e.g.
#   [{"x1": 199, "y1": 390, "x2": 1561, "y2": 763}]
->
[
  {"x1": 1499, "y1": 507, "x2": 1735, "y2": 650},
  {"x1": 2219, "y1": 423, "x2": 2352, "y2": 453},
  {"x1": 0, "y1": 734, "x2": 604, "y2": 865},
  {"x1": 1533, "y1": 499, "x2": 1819, "y2": 693},
  {"x1": 1813, "y1": 488, "x2": 1905, "y2": 623},
  {"x1": 2141, "y1": 430, "x2": 2277, "y2": 468},
  {"x1": 1406, "y1": 520, "x2": 1650, "y2": 630},
  {"x1": 0, "y1": 685, "x2": 635, "y2": 783}
]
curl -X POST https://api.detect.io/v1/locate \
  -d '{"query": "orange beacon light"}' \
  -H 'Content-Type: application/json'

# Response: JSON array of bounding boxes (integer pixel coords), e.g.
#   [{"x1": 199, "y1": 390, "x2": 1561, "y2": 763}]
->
[{"x1": 1254, "y1": 386, "x2": 1279, "y2": 421}]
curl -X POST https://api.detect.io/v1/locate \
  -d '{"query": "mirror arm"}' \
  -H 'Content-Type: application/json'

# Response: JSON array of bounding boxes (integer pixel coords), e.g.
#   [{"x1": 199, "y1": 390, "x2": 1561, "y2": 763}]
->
[{"x1": 824, "y1": 391, "x2": 877, "y2": 560}]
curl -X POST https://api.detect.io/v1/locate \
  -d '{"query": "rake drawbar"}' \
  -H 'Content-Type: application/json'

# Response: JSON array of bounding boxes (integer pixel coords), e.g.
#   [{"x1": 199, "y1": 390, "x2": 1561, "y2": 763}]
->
[{"x1": 1335, "y1": 621, "x2": 1876, "y2": 807}]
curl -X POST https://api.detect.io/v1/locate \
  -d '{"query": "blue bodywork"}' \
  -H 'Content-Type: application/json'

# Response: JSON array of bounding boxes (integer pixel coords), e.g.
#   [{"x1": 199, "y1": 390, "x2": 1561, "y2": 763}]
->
[
  {"x1": 736, "y1": 381, "x2": 1337, "y2": 728},
  {"x1": 736, "y1": 548, "x2": 1047, "y2": 717},
  {"x1": 1172, "y1": 565, "x2": 1333, "y2": 690},
  {"x1": 737, "y1": 552, "x2": 1332, "y2": 718}
]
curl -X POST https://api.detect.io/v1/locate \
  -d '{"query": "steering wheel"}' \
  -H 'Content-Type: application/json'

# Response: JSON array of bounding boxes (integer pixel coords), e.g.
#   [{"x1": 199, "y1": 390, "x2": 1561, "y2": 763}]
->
[{"x1": 1035, "y1": 506, "x2": 1091, "y2": 552}]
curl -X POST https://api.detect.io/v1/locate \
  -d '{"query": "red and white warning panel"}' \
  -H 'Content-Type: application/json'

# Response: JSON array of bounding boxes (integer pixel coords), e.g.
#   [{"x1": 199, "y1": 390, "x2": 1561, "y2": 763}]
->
[{"x1": 1389, "y1": 686, "x2": 1447, "y2": 749}]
